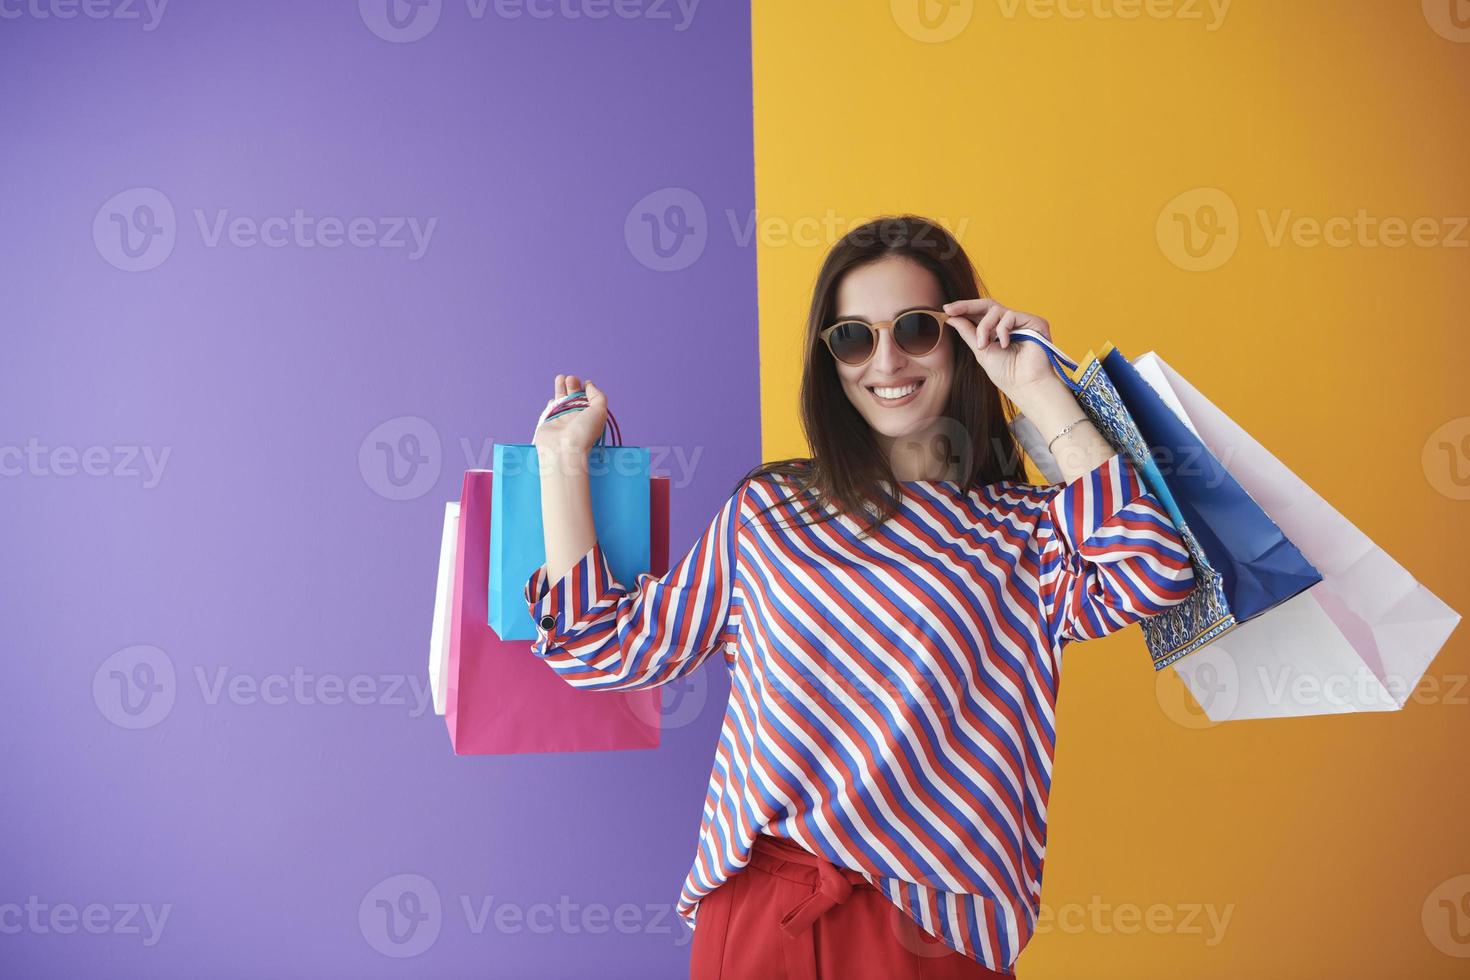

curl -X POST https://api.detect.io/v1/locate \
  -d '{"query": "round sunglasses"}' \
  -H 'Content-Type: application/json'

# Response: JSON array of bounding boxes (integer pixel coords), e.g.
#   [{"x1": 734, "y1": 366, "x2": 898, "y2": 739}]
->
[{"x1": 818, "y1": 309, "x2": 952, "y2": 366}]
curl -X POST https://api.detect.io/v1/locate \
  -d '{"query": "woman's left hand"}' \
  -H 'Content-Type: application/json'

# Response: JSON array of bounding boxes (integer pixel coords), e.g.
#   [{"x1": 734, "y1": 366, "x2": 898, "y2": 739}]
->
[{"x1": 942, "y1": 298, "x2": 1058, "y2": 401}]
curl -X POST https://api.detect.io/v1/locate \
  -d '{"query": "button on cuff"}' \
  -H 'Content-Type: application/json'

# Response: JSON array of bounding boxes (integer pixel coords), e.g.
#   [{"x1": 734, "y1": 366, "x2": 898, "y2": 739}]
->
[{"x1": 539, "y1": 614, "x2": 556, "y2": 631}]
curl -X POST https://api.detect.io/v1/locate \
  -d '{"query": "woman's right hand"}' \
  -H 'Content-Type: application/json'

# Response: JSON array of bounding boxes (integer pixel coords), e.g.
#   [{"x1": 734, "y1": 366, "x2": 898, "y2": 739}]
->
[{"x1": 533, "y1": 374, "x2": 608, "y2": 456}]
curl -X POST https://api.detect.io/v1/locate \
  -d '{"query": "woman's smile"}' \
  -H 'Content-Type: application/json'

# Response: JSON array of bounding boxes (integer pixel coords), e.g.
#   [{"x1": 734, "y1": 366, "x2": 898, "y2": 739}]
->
[{"x1": 866, "y1": 376, "x2": 926, "y2": 406}]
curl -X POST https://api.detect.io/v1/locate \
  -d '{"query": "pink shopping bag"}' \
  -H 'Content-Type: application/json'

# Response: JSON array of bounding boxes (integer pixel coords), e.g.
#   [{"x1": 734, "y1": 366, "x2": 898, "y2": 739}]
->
[{"x1": 444, "y1": 469, "x2": 668, "y2": 755}]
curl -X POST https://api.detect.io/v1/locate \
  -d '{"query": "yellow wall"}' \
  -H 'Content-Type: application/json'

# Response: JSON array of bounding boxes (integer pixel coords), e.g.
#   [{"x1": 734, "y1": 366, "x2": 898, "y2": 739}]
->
[{"x1": 751, "y1": 2, "x2": 1470, "y2": 976}]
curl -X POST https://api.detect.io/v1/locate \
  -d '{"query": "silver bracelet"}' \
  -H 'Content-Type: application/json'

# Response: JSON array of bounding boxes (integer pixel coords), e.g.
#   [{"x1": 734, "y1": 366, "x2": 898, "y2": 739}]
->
[{"x1": 1047, "y1": 417, "x2": 1092, "y2": 452}]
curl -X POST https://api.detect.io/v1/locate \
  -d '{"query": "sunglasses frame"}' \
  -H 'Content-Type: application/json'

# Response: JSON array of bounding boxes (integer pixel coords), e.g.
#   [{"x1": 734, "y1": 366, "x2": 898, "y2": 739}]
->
[{"x1": 818, "y1": 308, "x2": 953, "y2": 366}]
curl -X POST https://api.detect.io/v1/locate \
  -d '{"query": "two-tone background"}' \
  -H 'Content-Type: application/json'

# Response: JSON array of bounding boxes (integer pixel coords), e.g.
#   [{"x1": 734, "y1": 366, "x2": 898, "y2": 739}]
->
[{"x1": 2, "y1": 2, "x2": 1467, "y2": 977}]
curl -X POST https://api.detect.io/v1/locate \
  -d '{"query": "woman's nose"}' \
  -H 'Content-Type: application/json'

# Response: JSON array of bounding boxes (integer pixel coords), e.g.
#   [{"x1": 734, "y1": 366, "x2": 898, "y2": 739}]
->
[{"x1": 870, "y1": 329, "x2": 906, "y2": 373}]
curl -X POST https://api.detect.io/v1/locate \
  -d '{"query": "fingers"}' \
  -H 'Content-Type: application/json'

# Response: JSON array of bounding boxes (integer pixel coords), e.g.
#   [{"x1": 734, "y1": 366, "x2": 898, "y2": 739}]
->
[
  {"x1": 550, "y1": 374, "x2": 602, "y2": 404},
  {"x1": 945, "y1": 300, "x2": 1052, "y2": 358},
  {"x1": 552, "y1": 374, "x2": 595, "y2": 409},
  {"x1": 1015, "y1": 312, "x2": 1051, "y2": 341},
  {"x1": 995, "y1": 310, "x2": 1018, "y2": 348},
  {"x1": 976, "y1": 305, "x2": 1005, "y2": 350},
  {"x1": 947, "y1": 314, "x2": 977, "y2": 349},
  {"x1": 942, "y1": 298, "x2": 998, "y2": 318}
]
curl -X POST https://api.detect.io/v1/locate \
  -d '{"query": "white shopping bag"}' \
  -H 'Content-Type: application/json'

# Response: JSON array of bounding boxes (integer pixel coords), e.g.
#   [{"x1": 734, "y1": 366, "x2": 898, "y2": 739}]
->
[
  {"x1": 429, "y1": 501, "x2": 460, "y2": 716},
  {"x1": 1130, "y1": 353, "x2": 1461, "y2": 721}
]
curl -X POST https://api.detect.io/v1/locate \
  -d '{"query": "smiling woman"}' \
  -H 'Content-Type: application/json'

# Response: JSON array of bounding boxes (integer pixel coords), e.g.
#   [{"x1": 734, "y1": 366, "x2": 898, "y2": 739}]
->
[
  {"x1": 739, "y1": 215, "x2": 1026, "y2": 529},
  {"x1": 525, "y1": 214, "x2": 1198, "y2": 978},
  {"x1": 742, "y1": 215, "x2": 1120, "y2": 525},
  {"x1": 829, "y1": 265, "x2": 963, "y2": 472}
]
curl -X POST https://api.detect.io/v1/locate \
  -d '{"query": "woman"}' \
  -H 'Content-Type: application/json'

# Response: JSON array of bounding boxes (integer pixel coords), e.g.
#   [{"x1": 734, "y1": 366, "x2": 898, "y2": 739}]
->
[{"x1": 526, "y1": 215, "x2": 1197, "y2": 979}]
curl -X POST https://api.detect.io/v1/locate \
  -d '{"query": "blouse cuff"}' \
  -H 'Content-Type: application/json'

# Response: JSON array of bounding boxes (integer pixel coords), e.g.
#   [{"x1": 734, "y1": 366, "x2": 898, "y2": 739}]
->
[
  {"x1": 523, "y1": 539, "x2": 616, "y2": 657},
  {"x1": 1044, "y1": 450, "x2": 1148, "y2": 553}
]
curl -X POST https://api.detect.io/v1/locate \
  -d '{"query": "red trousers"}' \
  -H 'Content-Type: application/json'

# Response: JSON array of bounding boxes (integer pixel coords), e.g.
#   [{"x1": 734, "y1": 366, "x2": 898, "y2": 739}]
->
[{"x1": 689, "y1": 832, "x2": 1013, "y2": 980}]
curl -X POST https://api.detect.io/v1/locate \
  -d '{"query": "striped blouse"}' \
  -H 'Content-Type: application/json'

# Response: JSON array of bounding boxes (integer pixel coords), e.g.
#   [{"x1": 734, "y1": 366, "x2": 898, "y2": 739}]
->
[{"x1": 523, "y1": 449, "x2": 1197, "y2": 975}]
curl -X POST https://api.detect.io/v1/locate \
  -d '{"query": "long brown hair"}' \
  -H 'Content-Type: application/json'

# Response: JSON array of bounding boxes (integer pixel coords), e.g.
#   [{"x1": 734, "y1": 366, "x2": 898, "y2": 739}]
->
[{"x1": 736, "y1": 214, "x2": 1025, "y2": 538}]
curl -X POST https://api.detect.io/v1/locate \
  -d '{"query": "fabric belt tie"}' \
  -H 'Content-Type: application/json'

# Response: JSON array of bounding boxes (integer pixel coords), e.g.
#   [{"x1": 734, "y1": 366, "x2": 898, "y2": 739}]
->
[{"x1": 752, "y1": 833, "x2": 871, "y2": 980}]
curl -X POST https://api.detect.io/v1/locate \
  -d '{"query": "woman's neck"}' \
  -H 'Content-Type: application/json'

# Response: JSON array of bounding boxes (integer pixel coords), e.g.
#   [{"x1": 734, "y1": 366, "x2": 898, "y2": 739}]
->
[{"x1": 875, "y1": 428, "x2": 953, "y2": 482}]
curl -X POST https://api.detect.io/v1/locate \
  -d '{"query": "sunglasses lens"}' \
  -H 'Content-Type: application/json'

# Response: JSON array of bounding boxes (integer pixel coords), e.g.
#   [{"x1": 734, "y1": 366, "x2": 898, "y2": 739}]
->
[
  {"x1": 895, "y1": 312, "x2": 943, "y2": 356},
  {"x1": 827, "y1": 321, "x2": 875, "y2": 364}
]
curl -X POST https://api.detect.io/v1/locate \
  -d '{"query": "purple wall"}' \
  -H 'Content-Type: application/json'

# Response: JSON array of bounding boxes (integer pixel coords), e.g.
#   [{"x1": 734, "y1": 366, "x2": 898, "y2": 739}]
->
[{"x1": 0, "y1": 2, "x2": 759, "y2": 976}]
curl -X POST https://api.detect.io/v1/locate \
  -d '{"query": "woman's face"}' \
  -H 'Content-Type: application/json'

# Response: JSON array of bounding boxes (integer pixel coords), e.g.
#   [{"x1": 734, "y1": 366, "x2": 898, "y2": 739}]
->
[{"x1": 830, "y1": 255, "x2": 955, "y2": 448}]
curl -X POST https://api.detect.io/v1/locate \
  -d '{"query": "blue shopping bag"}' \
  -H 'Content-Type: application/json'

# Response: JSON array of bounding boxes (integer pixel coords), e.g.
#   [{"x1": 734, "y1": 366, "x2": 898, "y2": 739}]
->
[
  {"x1": 486, "y1": 406, "x2": 651, "y2": 640},
  {"x1": 1009, "y1": 328, "x2": 1322, "y2": 669},
  {"x1": 1100, "y1": 345, "x2": 1322, "y2": 619}
]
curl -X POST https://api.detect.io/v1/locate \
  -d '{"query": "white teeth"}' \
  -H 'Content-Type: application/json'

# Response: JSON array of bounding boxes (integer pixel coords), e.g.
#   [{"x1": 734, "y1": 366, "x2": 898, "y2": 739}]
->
[{"x1": 871, "y1": 381, "x2": 920, "y2": 399}]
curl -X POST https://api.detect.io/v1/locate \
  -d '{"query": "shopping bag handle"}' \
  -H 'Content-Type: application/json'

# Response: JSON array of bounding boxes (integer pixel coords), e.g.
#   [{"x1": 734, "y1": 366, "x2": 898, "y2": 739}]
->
[
  {"x1": 533, "y1": 388, "x2": 622, "y2": 447},
  {"x1": 1005, "y1": 328, "x2": 1084, "y2": 394}
]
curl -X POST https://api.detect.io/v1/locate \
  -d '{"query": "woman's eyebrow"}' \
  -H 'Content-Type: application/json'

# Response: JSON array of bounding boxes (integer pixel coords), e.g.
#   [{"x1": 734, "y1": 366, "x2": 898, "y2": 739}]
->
[{"x1": 833, "y1": 304, "x2": 934, "y2": 322}]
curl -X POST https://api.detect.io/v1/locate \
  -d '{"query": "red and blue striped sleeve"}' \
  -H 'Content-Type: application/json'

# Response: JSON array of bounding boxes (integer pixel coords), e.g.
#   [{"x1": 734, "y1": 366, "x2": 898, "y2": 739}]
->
[
  {"x1": 1033, "y1": 450, "x2": 1197, "y2": 646},
  {"x1": 522, "y1": 481, "x2": 747, "y2": 691}
]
